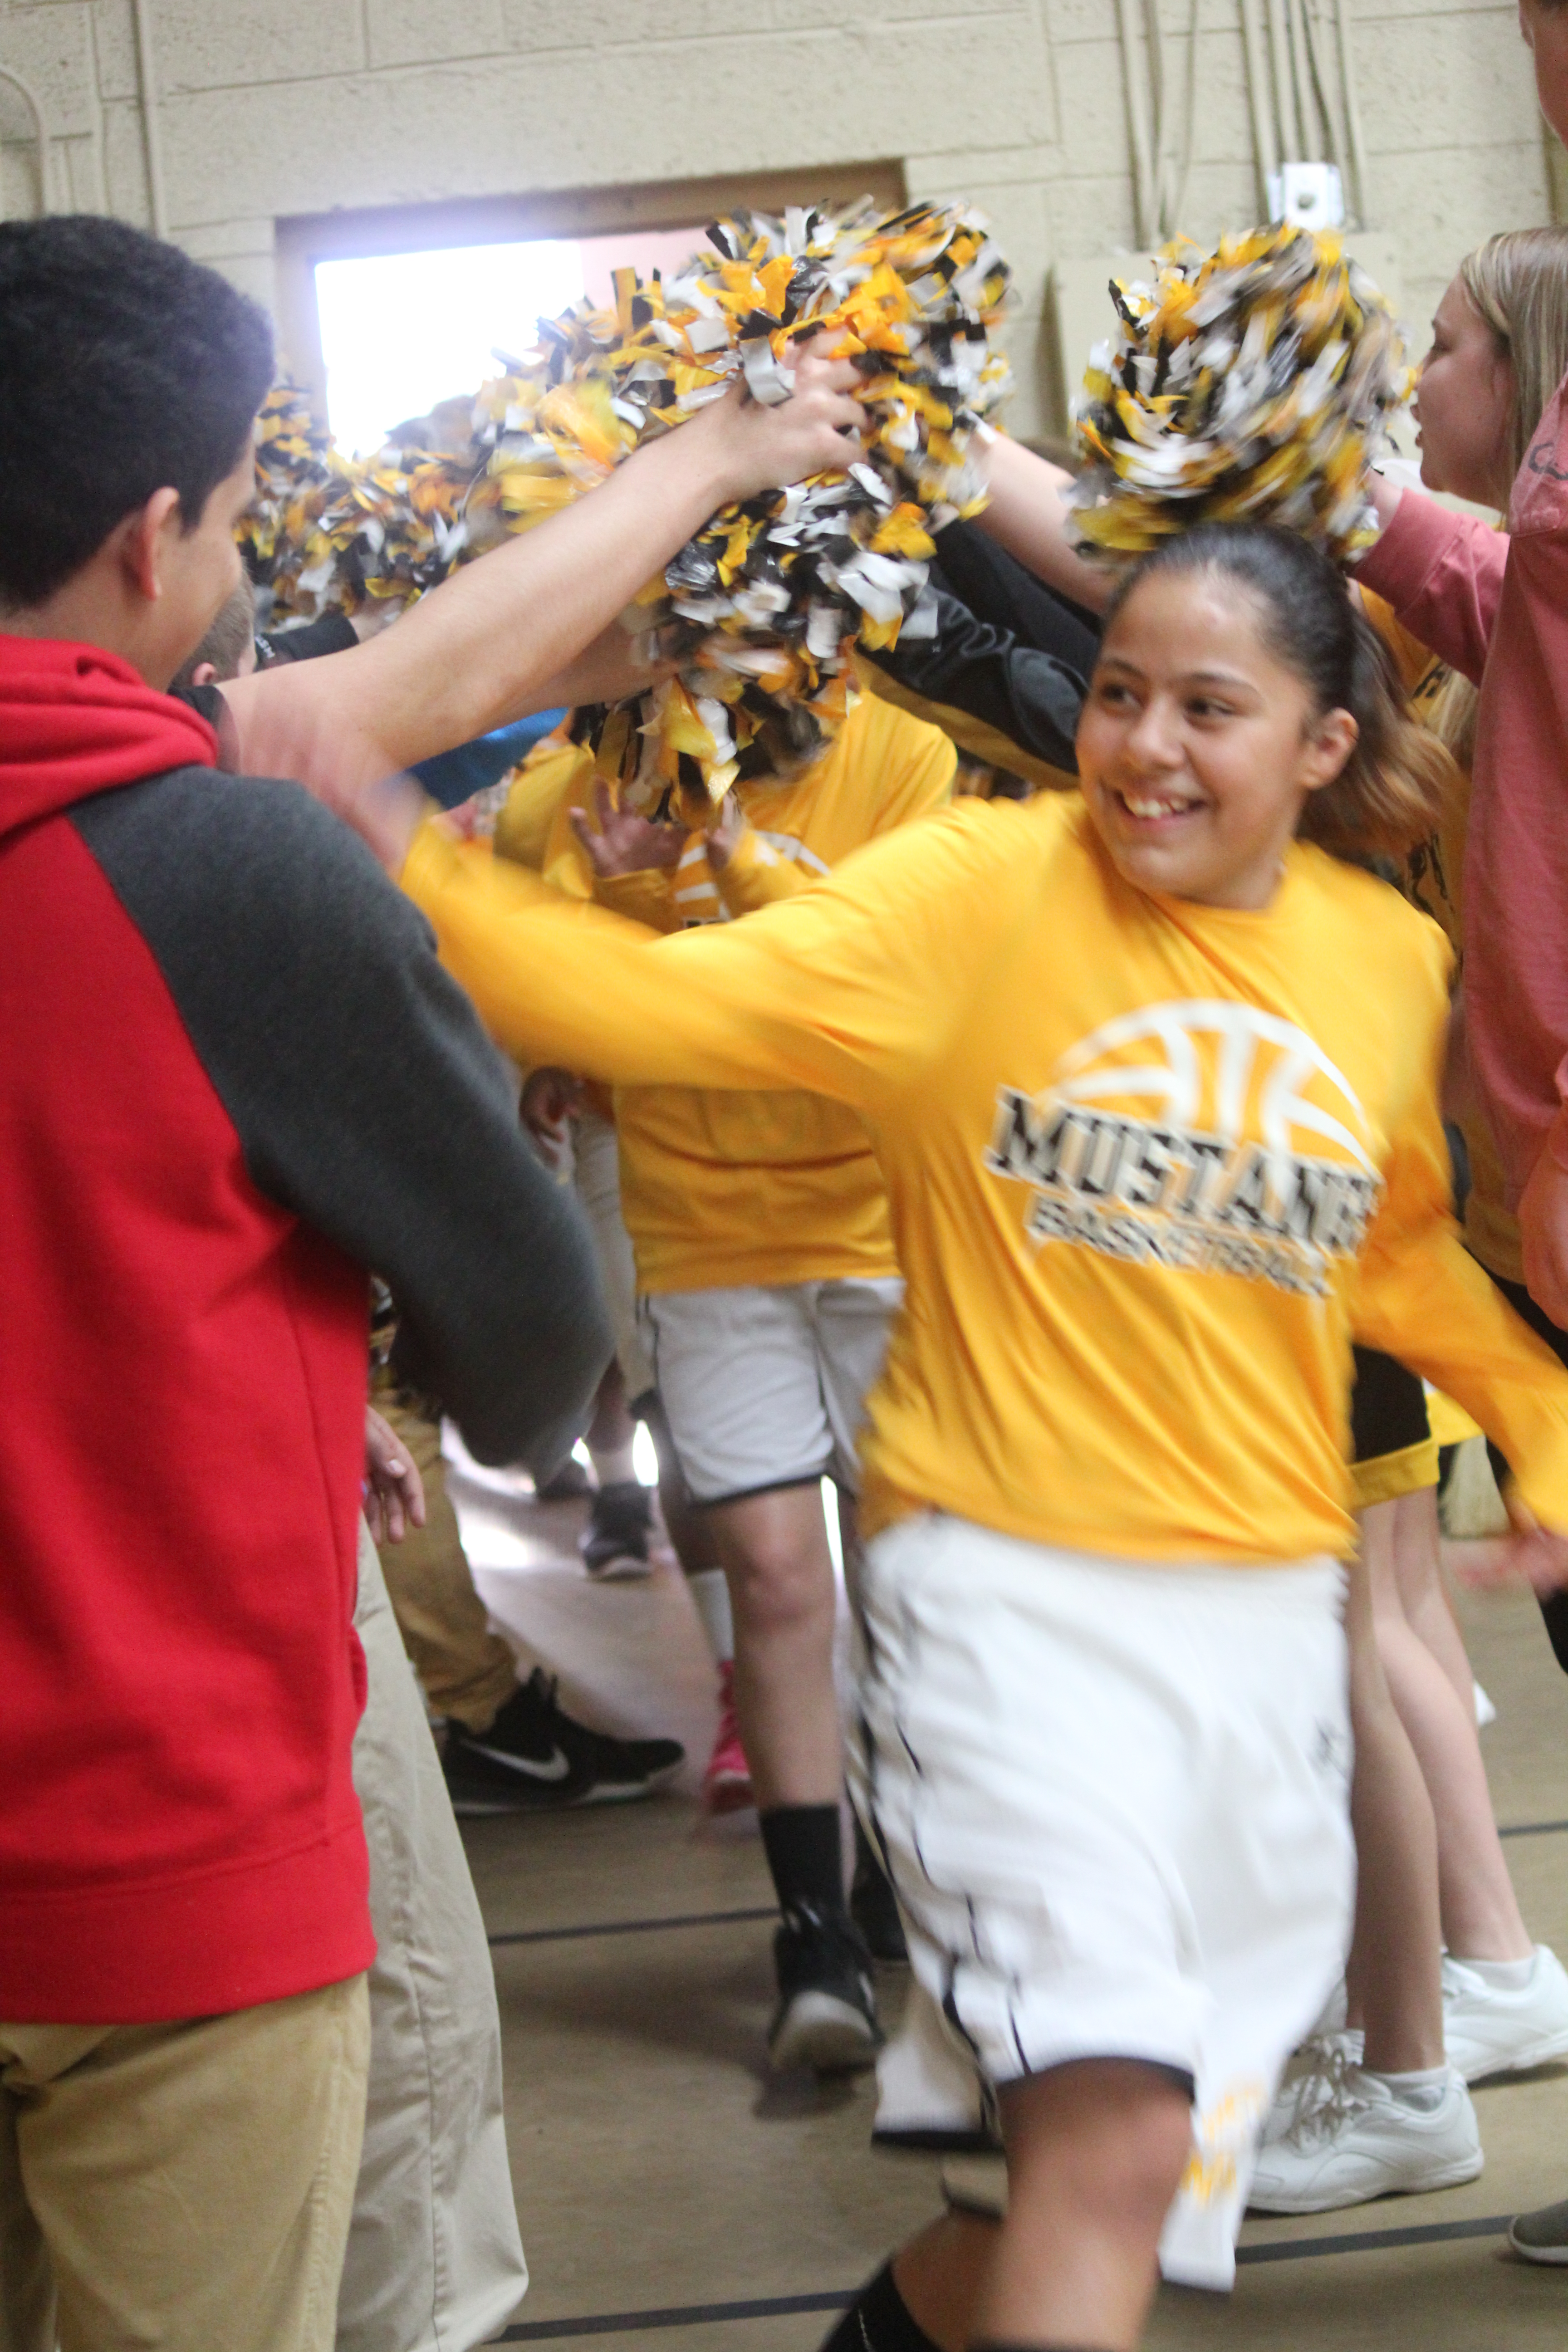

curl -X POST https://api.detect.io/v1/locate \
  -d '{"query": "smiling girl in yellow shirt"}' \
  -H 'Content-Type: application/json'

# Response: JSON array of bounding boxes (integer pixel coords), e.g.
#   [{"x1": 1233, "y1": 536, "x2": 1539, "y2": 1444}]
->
[{"x1": 403, "y1": 523, "x2": 1568, "y2": 2352}]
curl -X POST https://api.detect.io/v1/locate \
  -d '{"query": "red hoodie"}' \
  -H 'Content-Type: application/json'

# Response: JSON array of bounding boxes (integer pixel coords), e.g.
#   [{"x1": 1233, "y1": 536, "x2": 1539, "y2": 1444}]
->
[
  {"x1": 0, "y1": 636, "x2": 610, "y2": 2023},
  {"x1": 0, "y1": 637, "x2": 375, "y2": 2019}
]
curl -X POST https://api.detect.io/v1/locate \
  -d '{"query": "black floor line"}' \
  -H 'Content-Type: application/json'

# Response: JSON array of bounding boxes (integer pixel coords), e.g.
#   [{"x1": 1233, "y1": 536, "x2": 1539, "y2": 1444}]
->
[
  {"x1": 488, "y1": 1906, "x2": 776, "y2": 1949},
  {"x1": 1235, "y1": 2210, "x2": 1512, "y2": 2263},
  {"x1": 490, "y1": 2214, "x2": 1518, "y2": 2341},
  {"x1": 1499, "y1": 1817, "x2": 1568, "y2": 1840},
  {"x1": 492, "y1": 2287, "x2": 848, "y2": 2341}
]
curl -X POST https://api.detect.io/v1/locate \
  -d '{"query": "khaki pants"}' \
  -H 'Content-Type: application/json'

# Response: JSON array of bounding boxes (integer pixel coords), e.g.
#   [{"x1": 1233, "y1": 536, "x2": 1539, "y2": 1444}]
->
[
  {"x1": 370, "y1": 1382, "x2": 517, "y2": 1734},
  {"x1": 0, "y1": 1976, "x2": 369, "y2": 2352},
  {"x1": 344, "y1": 1528, "x2": 528, "y2": 2352}
]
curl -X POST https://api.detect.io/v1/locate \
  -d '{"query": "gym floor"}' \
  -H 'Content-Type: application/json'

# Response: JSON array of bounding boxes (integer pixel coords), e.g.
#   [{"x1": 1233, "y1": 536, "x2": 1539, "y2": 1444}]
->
[{"x1": 449, "y1": 1456, "x2": 1568, "y2": 2351}]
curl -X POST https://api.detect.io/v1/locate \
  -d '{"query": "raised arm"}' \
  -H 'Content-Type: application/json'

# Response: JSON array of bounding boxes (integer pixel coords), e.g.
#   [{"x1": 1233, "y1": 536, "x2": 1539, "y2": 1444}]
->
[
  {"x1": 401, "y1": 799, "x2": 999, "y2": 1109},
  {"x1": 861, "y1": 583, "x2": 1088, "y2": 787},
  {"x1": 220, "y1": 348, "x2": 867, "y2": 834},
  {"x1": 972, "y1": 431, "x2": 1114, "y2": 615},
  {"x1": 1352, "y1": 479, "x2": 1507, "y2": 688}
]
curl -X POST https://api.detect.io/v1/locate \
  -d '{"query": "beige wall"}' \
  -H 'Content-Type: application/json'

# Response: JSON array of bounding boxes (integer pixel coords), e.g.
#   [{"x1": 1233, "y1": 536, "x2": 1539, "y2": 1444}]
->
[{"x1": 0, "y1": 0, "x2": 1554, "y2": 436}]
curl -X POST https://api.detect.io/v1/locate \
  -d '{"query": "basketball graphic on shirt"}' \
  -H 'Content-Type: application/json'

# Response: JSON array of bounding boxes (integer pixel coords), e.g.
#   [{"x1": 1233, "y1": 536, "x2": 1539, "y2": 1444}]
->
[
  {"x1": 1053, "y1": 1000, "x2": 1376, "y2": 1171},
  {"x1": 985, "y1": 1001, "x2": 1382, "y2": 1295}
]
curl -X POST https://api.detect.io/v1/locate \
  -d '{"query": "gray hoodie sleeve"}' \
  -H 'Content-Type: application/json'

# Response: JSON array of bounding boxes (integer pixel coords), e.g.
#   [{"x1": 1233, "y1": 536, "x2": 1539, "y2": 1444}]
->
[{"x1": 72, "y1": 765, "x2": 611, "y2": 1469}]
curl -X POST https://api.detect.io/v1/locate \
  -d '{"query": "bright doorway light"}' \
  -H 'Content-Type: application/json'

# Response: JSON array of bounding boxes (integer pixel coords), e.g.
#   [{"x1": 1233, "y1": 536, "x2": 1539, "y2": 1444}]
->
[
  {"x1": 314, "y1": 239, "x2": 585, "y2": 456},
  {"x1": 632, "y1": 1421, "x2": 660, "y2": 1489},
  {"x1": 313, "y1": 226, "x2": 707, "y2": 457},
  {"x1": 821, "y1": 1477, "x2": 843, "y2": 1578}
]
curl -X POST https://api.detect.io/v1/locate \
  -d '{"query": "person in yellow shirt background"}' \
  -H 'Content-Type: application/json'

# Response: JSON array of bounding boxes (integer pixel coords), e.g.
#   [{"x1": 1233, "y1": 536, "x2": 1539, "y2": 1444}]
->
[{"x1": 503, "y1": 684, "x2": 956, "y2": 2073}]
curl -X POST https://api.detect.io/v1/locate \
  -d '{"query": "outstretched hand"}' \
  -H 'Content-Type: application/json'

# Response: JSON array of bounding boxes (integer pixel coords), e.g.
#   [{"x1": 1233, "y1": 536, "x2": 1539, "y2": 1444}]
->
[
  {"x1": 568, "y1": 777, "x2": 687, "y2": 879},
  {"x1": 363, "y1": 1404, "x2": 426, "y2": 1545},
  {"x1": 1453, "y1": 1493, "x2": 1568, "y2": 1598}
]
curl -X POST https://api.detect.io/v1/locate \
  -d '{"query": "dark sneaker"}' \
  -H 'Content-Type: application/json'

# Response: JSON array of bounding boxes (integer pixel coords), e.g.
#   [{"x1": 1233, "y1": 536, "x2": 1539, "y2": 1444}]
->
[
  {"x1": 850, "y1": 1821, "x2": 908, "y2": 1964},
  {"x1": 581, "y1": 1480, "x2": 654, "y2": 1581},
  {"x1": 442, "y1": 1669, "x2": 683, "y2": 1813},
  {"x1": 768, "y1": 1904, "x2": 882, "y2": 2075},
  {"x1": 1509, "y1": 2196, "x2": 1568, "y2": 2264}
]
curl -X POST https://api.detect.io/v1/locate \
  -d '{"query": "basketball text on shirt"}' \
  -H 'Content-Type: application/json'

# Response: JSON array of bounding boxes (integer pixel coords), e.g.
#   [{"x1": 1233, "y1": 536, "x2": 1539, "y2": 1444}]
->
[{"x1": 984, "y1": 1000, "x2": 1382, "y2": 1297}]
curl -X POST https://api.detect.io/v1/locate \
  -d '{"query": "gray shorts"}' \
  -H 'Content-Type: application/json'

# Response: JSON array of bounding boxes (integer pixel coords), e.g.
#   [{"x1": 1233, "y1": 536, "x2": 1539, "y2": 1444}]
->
[{"x1": 639, "y1": 1276, "x2": 903, "y2": 1505}]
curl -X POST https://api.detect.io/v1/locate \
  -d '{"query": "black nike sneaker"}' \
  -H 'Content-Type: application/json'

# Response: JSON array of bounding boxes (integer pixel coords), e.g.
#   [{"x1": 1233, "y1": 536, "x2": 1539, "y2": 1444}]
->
[
  {"x1": 767, "y1": 1904, "x2": 883, "y2": 2075},
  {"x1": 580, "y1": 1480, "x2": 654, "y2": 1581},
  {"x1": 441, "y1": 1668, "x2": 684, "y2": 1813}
]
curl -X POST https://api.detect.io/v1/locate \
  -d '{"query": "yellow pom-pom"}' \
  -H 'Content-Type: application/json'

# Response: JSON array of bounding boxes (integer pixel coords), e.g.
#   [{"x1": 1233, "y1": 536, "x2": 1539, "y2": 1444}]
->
[{"x1": 1070, "y1": 226, "x2": 1410, "y2": 565}]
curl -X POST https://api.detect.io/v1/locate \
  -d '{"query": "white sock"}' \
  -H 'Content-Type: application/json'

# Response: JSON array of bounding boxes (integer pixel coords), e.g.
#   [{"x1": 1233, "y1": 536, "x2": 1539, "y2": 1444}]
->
[
  {"x1": 687, "y1": 1567, "x2": 734, "y2": 1666},
  {"x1": 592, "y1": 1439, "x2": 639, "y2": 1488},
  {"x1": 1454, "y1": 1951, "x2": 1537, "y2": 1990},
  {"x1": 1371, "y1": 2064, "x2": 1450, "y2": 2112}
]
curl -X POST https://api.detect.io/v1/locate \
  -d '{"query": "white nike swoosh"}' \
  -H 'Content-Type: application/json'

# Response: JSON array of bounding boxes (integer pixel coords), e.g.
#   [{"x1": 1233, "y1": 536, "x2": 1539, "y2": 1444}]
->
[{"x1": 468, "y1": 1741, "x2": 573, "y2": 1783}]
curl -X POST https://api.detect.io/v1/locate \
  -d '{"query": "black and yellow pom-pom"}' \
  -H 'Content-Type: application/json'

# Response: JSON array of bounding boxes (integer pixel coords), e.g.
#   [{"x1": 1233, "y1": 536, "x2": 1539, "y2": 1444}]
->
[
  {"x1": 1070, "y1": 226, "x2": 1410, "y2": 564},
  {"x1": 239, "y1": 197, "x2": 1012, "y2": 809}
]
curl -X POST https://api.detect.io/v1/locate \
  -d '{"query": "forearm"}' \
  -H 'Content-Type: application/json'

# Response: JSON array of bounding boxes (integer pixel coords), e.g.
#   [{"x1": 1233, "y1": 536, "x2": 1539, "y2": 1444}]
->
[
  {"x1": 861, "y1": 586, "x2": 1085, "y2": 781},
  {"x1": 1352, "y1": 485, "x2": 1505, "y2": 687},
  {"x1": 974, "y1": 432, "x2": 1113, "y2": 614},
  {"x1": 225, "y1": 424, "x2": 751, "y2": 794},
  {"x1": 1355, "y1": 1222, "x2": 1568, "y2": 1529},
  {"x1": 402, "y1": 822, "x2": 817, "y2": 1093}
]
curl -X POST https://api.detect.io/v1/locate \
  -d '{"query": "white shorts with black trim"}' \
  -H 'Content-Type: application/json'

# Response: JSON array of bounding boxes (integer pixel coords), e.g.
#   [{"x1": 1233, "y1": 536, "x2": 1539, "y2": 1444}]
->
[
  {"x1": 639, "y1": 1276, "x2": 902, "y2": 1507},
  {"x1": 851, "y1": 1514, "x2": 1353, "y2": 2292}
]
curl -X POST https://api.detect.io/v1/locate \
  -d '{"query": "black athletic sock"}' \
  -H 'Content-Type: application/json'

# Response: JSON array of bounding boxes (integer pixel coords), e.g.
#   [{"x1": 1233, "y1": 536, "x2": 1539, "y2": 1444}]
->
[
  {"x1": 817, "y1": 2261, "x2": 943, "y2": 2351},
  {"x1": 760, "y1": 1802, "x2": 845, "y2": 1921}
]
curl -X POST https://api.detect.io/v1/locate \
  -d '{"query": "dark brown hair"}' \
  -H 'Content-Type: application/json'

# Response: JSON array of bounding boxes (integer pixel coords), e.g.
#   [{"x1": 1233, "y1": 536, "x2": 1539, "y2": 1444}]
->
[{"x1": 1102, "y1": 523, "x2": 1456, "y2": 858}]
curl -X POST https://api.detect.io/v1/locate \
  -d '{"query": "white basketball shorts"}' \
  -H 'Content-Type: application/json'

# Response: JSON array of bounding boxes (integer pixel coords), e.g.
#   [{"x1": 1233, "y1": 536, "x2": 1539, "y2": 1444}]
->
[
  {"x1": 639, "y1": 1276, "x2": 903, "y2": 1506},
  {"x1": 852, "y1": 1514, "x2": 1353, "y2": 2292}
]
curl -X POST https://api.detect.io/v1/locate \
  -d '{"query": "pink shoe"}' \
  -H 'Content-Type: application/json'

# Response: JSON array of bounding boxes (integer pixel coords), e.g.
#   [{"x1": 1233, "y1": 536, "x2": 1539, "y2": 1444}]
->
[{"x1": 703, "y1": 1661, "x2": 754, "y2": 1814}]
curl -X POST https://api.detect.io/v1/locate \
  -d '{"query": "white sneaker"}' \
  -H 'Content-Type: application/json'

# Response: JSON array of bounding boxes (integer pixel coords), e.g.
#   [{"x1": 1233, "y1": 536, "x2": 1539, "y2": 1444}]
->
[
  {"x1": 1248, "y1": 2045, "x2": 1481, "y2": 2215},
  {"x1": 1443, "y1": 1944, "x2": 1568, "y2": 2082}
]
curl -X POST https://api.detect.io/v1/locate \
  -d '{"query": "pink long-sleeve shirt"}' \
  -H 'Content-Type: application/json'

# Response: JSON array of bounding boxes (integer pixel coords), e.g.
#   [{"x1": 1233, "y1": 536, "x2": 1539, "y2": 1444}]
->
[{"x1": 1357, "y1": 394, "x2": 1568, "y2": 1210}]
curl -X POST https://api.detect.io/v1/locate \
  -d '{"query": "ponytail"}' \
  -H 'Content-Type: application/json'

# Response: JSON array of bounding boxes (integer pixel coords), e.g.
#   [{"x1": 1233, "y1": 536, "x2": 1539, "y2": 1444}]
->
[
  {"x1": 1105, "y1": 522, "x2": 1455, "y2": 859},
  {"x1": 1297, "y1": 606, "x2": 1458, "y2": 860}
]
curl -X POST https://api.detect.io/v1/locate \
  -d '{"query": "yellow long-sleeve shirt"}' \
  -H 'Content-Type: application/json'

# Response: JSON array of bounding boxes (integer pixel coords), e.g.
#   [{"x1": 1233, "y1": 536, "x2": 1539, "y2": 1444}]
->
[
  {"x1": 529, "y1": 692, "x2": 955, "y2": 1293},
  {"x1": 404, "y1": 792, "x2": 1568, "y2": 1563}
]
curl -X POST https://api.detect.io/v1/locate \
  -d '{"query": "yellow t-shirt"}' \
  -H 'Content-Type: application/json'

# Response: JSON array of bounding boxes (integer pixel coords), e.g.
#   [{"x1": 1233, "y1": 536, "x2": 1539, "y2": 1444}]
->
[
  {"x1": 535, "y1": 691, "x2": 955, "y2": 1293},
  {"x1": 404, "y1": 792, "x2": 1568, "y2": 1564},
  {"x1": 1361, "y1": 589, "x2": 1522, "y2": 1284}
]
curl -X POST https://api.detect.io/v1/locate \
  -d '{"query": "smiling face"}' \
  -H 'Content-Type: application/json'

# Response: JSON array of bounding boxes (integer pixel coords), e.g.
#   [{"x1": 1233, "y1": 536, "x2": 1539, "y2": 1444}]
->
[
  {"x1": 1075, "y1": 569, "x2": 1358, "y2": 912},
  {"x1": 1413, "y1": 277, "x2": 1515, "y2": 508}
]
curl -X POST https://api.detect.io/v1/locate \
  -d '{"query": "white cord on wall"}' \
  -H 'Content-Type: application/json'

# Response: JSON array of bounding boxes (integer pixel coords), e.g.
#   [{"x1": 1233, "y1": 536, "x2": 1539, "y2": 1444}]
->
[
  {"x1": 130, "y1": 0, "x2": 170, "y2": 239},
  {"x1": 1114, "y1": 0, "x2": 1201, "y2": 249},
  {"x1": 1116, "y1": 0, "x2": 1367, "y2": 237},
  {"x1": 1113, "y1": 0, "x2": 1160, "y2": 251}
]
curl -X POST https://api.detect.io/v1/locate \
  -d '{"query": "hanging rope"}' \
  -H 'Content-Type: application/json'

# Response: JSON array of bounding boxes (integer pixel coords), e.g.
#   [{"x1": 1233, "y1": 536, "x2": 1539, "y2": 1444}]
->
[
  {"x1": 1114, "y1": 0, "x2": 1201, "y2": 249},
  {"x1": 1116, "y1": 0, "x2": 1367, "y2": 240}
]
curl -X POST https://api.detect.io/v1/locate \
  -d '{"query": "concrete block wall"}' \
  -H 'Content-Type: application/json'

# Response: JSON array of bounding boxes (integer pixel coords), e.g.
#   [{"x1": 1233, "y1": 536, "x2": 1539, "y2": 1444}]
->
[{"x1": 0, "y1": 0, "x2": 1553, "y2": 436}]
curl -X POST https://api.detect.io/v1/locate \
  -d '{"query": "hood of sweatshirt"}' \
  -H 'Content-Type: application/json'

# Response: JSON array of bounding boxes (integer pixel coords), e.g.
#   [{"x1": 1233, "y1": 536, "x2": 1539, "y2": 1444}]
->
[{"x1": 0, "y1": 634, "x2": 216, "y2": 844}]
